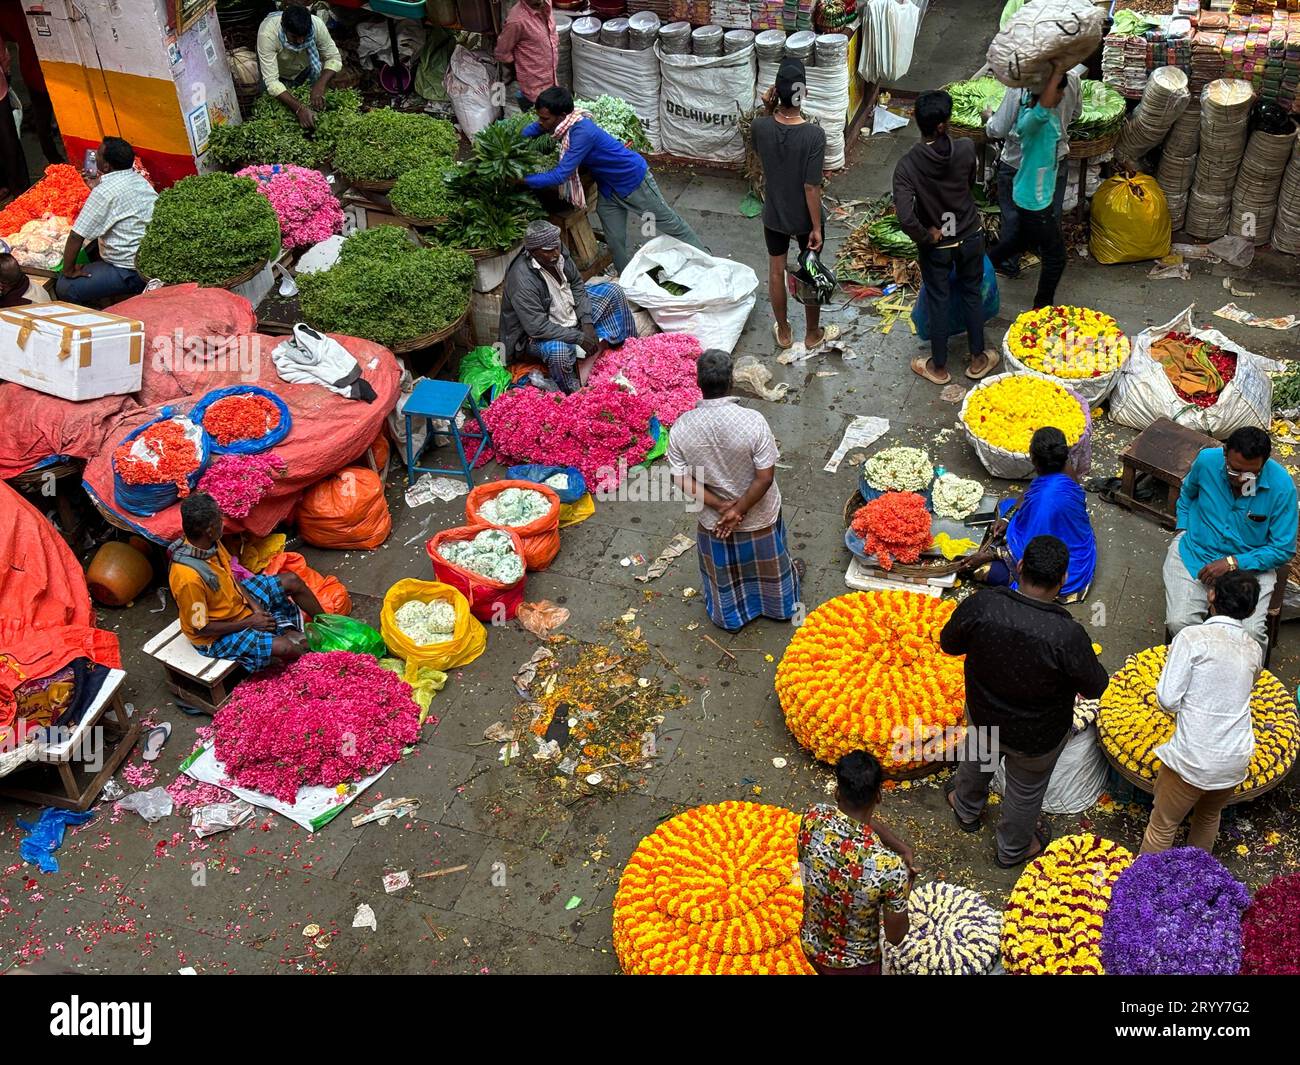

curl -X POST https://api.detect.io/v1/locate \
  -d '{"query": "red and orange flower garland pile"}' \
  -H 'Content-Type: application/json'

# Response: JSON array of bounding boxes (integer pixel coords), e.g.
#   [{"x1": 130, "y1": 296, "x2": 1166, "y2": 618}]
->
[
  {"x1": 112, "y1": 419, "x2": 202, "y2": 494},
  {"x1": 612, "y1": 801, "x2": 813, "y2": 975},
  {"x1": 203, "y1": 394, "x2": 282, "y2": 447},
  {"x1": 0, "y1": 164, "x2": 91, "y2": 235},
  {"x1": 851, "y1": 491, "x2": 932, "y2": 570}
]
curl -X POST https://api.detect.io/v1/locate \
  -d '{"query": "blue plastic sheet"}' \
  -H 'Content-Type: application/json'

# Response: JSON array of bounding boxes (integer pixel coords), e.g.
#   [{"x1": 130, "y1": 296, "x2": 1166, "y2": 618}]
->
[
  {"x1": 506, "y1": 464, "x2": 588, "y2": 504},
  {"x1": 18, "y1": 807, "x2": 95, "y2": 873},
  {"x1": 911, "y1": 256, "x2": 1000, "y2": 343},
  {"x1": 112, "y1": 407, "x2": 212, "y2": 518},
  {"x1": 189, "y1": 385, "x2": 292, "y2": 455}
]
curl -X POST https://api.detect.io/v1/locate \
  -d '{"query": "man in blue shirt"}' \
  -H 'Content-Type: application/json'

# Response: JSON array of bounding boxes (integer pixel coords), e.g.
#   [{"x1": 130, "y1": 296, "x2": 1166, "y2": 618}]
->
[
  {"x1": 1164, "y1": 426, "x2": 1299, "y2": 649},
  {"x1": 522, "y1": 87, "x2": 706, "y2": 272}
]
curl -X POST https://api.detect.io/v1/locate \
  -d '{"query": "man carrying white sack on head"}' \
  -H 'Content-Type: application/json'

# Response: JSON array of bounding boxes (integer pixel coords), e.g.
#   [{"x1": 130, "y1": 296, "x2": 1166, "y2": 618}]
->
[{"x1": 498, "y1": 220, "x2": 635, "y2": 393}]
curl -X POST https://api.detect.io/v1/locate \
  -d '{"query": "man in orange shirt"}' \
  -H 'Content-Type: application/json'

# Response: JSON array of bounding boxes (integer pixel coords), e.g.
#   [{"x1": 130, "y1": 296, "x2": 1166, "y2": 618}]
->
[
  {"x1": 169, "y1": 493, "x2": 323, "y2": 672},
  {"x1": 494, "y1": 0, "x2": 558, "y2": 111}
]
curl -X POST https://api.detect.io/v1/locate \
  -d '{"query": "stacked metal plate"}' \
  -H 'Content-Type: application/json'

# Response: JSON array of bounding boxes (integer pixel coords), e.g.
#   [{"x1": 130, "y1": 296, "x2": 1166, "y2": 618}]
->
[
  {"x1": 1230, "y1": 128, "x2": 1299, "y2": 245},
  {"x1": 572, "y1": 15, "x2": 603, "y2": 42},
  {"x1": 1156, "y1": 105, "x2": 1201, "y2": 230},
  {"x1": 692, "y1": 23, "x2": 724, "y2": 55},
  {"x1": 724, "y1": 28, "x2": 755, "y2": 53},
  {"x1": 785, "y1": 29, "x2": 815, "y2": 62},
  {"x1": 601, "y1": 16, "x2": 630, "y2": 47},
  {"x1": 556, "y1": 13, "x2": 574, "y2": 89},
  {"x1": 660, "y1": 19, "x2": 693, "y2": 52},
  {"x1": 628, "y1": 10, "x2": 662, "y2": 48},
  {"x1": 755, "y1": 28, "x2": 787, "y2": 60},
  {"x1": 814, "y1": 31, "x2": 849, "y2": 68},
  {"x1": 1271, "y1": 140, "x2": 1300, "y2": 255},
  {"x1": 1115, "y1": 67, "x2": 1191, "y2": 163},
  {"x1": 1185, "y1": 79, "x2": 1255, "y2": 240}
]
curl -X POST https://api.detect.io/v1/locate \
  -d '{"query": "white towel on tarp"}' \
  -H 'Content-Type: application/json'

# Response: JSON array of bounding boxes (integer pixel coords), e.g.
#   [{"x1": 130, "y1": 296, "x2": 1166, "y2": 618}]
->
[{"x1": 272, "y1": 324, "x2": 377, "y2": 402}]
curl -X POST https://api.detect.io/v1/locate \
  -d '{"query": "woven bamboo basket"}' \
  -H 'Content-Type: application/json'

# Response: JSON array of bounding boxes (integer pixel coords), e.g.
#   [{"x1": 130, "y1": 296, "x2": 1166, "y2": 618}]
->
[
  {"x1": 842, "y1": 489, "x2": 965, "y2": 578},
  {"x1": 388, "y1": 304, "x2": 470, "y2": 354}
]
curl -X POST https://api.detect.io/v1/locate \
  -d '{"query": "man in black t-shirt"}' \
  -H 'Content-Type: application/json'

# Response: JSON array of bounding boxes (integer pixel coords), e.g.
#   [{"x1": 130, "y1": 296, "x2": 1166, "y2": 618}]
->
[{"x1": 751, "y1": 59, "x2": 839, "y2": 355}]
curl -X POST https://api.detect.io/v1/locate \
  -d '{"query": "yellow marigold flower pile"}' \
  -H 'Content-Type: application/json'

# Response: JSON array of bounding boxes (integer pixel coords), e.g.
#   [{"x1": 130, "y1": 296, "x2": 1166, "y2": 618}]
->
[
  {"x1": 1001, "y1": 834, "x2": 1134, "y2": 975},
  {"x1": 612, "y1": 801, "x2": 814, "y2": 975},
  {"x1": 1006, "y1": 305, "x2": 1130, "y2": 379},
  {"x1": 1098, "y1": 645, "x2": 1300, "y2": 794},
  {"x1": 963, "y1": 374, "x2": 1086, "y2": 454},
  {"x1": 775, "y1": 591, "x2": 965, "y2": 769}
]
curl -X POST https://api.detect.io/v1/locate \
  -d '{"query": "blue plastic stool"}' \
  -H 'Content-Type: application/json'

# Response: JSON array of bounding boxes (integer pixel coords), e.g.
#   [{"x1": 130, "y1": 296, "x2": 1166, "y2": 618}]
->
[{"x1": 403, "y1": 379, "x2": 494, "y2": 488}]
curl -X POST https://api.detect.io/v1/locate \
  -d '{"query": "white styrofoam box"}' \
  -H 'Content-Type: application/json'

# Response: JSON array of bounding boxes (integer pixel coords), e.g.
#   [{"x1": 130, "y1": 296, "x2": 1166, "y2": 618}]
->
[{"x1": 0, "y1": 301, "x2": 144, "y2": 401}]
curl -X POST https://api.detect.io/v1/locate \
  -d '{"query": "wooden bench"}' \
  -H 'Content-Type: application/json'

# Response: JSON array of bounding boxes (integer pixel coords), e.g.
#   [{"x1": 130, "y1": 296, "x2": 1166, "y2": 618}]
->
[
  {"x1": 144, "y1": 620, "x2": 244, "y2": 715},
  {"x1": 0, "y1": 669, "x2": 140, "y2": 811},
  {"x1": 1115, "y1": 417, "x2": 1220, "y2": 530}
]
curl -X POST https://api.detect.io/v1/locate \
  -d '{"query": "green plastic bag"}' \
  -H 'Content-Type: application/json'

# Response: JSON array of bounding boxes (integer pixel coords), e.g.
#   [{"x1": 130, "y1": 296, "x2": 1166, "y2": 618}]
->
[
  {"x1": 459, "y1": 345, "x2": 513, "y2": 406},
  {"x1": 306, "y1": 614, "x2": 387, "y2": 657}
]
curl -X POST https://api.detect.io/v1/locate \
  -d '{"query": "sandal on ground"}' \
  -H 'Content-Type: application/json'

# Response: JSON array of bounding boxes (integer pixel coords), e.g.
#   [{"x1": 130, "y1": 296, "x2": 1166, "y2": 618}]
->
[
  {"x1": 911, "y1": 356, "x2": 951, "y2": 385},
  {"x1": 806, "y1": 323, "x2": 842, "y2": 351},
  {"x1": 142, "y1": 722, "x2": 172, "y2": 762},
  {"x1": 994, "y1": 823, "x2": 1054, "y2": 868},
  {"x1": 943, "y1": 778, "x2": 981, "y2": 833},
  {"x1": 966, "y1": 350, "x2": 1001, "y2": 380},
  {"x1": 772, "y1": 321, "x2": 793, "y2": 350}
]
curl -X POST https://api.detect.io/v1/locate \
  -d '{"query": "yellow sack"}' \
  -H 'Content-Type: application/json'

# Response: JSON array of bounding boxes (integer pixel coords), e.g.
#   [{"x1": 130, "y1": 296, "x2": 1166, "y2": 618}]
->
[
  {"x1": 380, "y1": 579, "x2": 486, "y2": 676},
  {"x1": 237, "y1": 532, "x2": 287, "y2": 574},
  {"x1": 379, "y1": 657, "x2": 448, "y2": 724},
  {"x1": 1089, "y1": 173, "x2": 1171, "y2": 264},
  {"x1": 558, "y1": 492, "x2": 596, "y2": 527}
]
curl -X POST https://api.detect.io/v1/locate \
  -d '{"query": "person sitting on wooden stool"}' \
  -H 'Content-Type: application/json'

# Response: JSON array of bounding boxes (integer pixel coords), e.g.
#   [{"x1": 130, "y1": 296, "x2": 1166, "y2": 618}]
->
[
  {"x1": 1164, "y1": 427, "x2": 1298, "y2": 651},
  {"x1": 498, "y1": 219, "x2": 634, "y2": 393},
  {"x1": 169, "y1": 492, "x2": 323, "y2": 673}
]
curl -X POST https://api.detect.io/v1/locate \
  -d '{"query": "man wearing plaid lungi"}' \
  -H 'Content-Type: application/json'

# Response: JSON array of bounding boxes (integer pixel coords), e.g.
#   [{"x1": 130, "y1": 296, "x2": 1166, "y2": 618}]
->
[
  {"x1": 168, "y1": 493, "x2": 324, "y2": 673},
  {"x1": 498, "y1": 220, "x2": 635, "y2": 393},
  {"x1": 668, "y1": 350, "x2": 803, "y2": 632}
]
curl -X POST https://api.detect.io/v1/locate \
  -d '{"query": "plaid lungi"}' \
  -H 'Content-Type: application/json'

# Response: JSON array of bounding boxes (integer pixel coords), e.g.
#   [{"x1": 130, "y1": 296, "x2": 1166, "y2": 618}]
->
[
  {"x1": 194, "y1": 574, "x2": 302, "y2": 673},
  {"x1": 527, "y1": 281, "x2": 636, "y2": 392},
  {"x1": 696, "y1": 515, "x2": 801, "y2": 632}
]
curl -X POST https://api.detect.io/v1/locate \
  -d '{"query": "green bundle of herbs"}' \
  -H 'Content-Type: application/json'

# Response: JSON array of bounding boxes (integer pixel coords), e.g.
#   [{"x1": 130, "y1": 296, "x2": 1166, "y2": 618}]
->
[
  {"x1": 867, "y1": 214, "x2": 918, "y2": 258},
  {"x1": 137, "y1": 173, "x2": 281, "y2": 285},
  {"x1": 331, "y1": 110, "x2": 459, "y2": 182},
  {"x1": 575, "y1": 95, "x2": 650, "y2": 152},
  {"x1": 388, "y1": 159, "x2": 458, "y2": 221},
  {"x1": 208, "y1": 86, "x2": 360, "y2": 169}
]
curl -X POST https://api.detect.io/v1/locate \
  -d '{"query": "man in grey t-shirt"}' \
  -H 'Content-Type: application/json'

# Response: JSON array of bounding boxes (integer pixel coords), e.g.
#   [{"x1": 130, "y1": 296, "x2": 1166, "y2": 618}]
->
[{"x1": 751, "y1": 58, "x2": 838, "y2": 354}]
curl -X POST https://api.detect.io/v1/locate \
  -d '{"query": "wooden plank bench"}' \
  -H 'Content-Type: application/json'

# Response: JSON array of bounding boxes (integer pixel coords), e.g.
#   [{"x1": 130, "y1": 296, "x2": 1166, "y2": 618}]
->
[
  {"x1": 0, "y1": 669, "x2": 140, "y2": 811},
  {"x1": 144, "y1": 620, "x2": 244, "y2": 715}
]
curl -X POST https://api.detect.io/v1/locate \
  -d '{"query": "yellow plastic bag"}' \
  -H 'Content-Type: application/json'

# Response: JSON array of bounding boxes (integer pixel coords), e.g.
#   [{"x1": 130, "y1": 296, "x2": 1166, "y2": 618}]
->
[
  {"x1": 1089, "y1": 174, "x2": 1171, "y2": 265},
  {"x1": 380, "y1": 579, "x2": 486, "y2": 675},
  {"x1": 558, "y1": 492, "x2": 596, "y2": 527},
  {"x1": 379, "y1": 657, "x2": 448, "y2": 724}
]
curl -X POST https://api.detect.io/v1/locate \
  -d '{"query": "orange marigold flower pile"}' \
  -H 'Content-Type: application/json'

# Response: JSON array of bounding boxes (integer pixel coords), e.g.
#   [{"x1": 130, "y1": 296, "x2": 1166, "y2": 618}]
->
[
  {"x1": 612, "y1": 801, "x2": 814, "y2": 975},
  {"x1": 0, "y1": 164, "x2": 91, "y2": 235},
  {"x1": 112, "y1": 419, "x2": 202, "y2": 494},
  {"x1": 851, "y1": 491, "x2": 932, "y2": 570},
  {"x1": 775, "y1": 590, "x2": 965, "y2": 769},
  {"x1": 204, "y1": 394, "x2": 281, "y2": 447}
]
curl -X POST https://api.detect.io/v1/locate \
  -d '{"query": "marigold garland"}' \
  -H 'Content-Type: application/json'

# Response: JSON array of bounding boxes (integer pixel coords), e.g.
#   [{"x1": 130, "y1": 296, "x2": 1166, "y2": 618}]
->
[
  {"x1": 111, "y1": 419, "x2": 202, "y2": 494},
  {"x1": 612, "y1": 801, "x2": 814, "y2": 975},
  {"x1": 775, "y1": 591, "x2": 965, "y2": 769},
  {"x1": 1241, "y1": 872, "x2": 1300, "y2": 975},
  {"x1": 851, "y1": 492, "x2": 932, "y2": 570},
  {"x1": 1097, "y1": 645, "x2": 1300, "y2": 794},
  {"x1": 1001, "y1": 834, "x2": 1134, "y2": 975},
  {"x1": 0, "y1": 164, "x2": 91, "y2": 235},
  {"x1": 1007, "y1": 305, "x2": 1129, "y2": 379},
  {"x1": 203, "y1": 394, "x2": 282, "y2": 447},
  {"x1": 963, "y1": 374, "x2": 1086, "y2": 454}
]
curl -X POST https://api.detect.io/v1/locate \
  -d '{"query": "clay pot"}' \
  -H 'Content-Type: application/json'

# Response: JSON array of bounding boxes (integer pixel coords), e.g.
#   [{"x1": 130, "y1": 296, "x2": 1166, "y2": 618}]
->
[{"x1": 87, "y1": 541, "x2": 154, "y2": 607}]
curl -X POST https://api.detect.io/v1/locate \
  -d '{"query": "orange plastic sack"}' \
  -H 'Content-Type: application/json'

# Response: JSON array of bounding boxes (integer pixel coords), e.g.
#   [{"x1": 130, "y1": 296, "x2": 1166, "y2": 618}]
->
[
  {"x1": 264, "y1": 551, "x2": 352, "y2": 616},
  {"x1": 368, "y1": 433, "x2": 390, "y2": 471},
  {"x1": 296, "y1": 466, "x2": 392, "y2": 550},
  {"x1": 465, "y1": 480, "x2": 561, "y2": 570},
  {"x1": 426, "y1": 524, "x2": 527, "y2": 622}
]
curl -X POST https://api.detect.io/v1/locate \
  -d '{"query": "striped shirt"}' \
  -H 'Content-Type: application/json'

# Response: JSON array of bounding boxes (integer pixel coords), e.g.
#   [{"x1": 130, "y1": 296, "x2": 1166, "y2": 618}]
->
[
  {"x1": 668, "y1": 397, "x2": 782, "y2": 533},
  {"x1": 71, "y1": 169, "x2": 157, "y2": 269}
]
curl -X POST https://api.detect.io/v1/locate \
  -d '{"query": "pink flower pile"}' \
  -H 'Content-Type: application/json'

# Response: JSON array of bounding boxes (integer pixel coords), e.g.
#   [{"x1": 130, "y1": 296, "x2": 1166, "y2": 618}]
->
[
  {"x1": 588, "y1": 332, "x2": 703, "y2": 425},
  {"x1": 213, "y1": 652, "x2": 423, "y2": 804},
  {"x1": 235, "y1": 164, "x2": 344, "y2": 249},
  {"x1": 198, "y1": 452, "x2": 286, "y2": 519}
]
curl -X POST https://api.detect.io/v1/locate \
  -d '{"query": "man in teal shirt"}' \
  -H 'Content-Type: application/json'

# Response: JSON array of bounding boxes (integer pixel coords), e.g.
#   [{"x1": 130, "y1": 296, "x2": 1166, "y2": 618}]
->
[
  {"x1": 1164, "y1": 427, "x2": 1298, "y2": 649},
  {"x1": 986, "y1": 60, "x2": 1069, "y2": 310}
]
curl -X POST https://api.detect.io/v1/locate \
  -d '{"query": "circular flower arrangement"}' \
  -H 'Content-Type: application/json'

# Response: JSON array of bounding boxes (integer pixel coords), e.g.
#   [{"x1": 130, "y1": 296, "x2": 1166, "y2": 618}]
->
[
  {"x1": 1100, "y1": 848, "x2": 1250, "y2": 975},
  {"x1": 850, "y1": 492, "x2": 932, "y2": 570},
  {"x1": 931, "y1": 472, "x2": 985, "y2": 520},
  {"x1": 864, "y1": 446, "x2": 933, "y2": 493},
  {"x1": 1241, "y1": 872, "x2": 1300, "y2": 975},
  {"x1": 112, "y1": 417, "x2": 203, "y2": 495},
  {"x1": 883, "y1": 881, "x2": 1001, "y2": 975},
  {"x1": 1097, "y1": 645, "x2": 1300, "y2": 795},
  {"x1": 1006, "y1": 306, "x2": 1130, "y2": 379},
  {"x1": 1002, "y1": 834, "x2": 1134, "y2": 975},
  {"x1": 775, "y1": 591, "x2": 965, "y2": 769},
  {"x1": 204, "y1": 393, "x2": 282, "y2": 448},
  {"x1": 612, "y1": 801, "x2": 813, "y2": 975},
  {"x1": 963, "y1": 374, "x2": 1087, "y2": 454}
]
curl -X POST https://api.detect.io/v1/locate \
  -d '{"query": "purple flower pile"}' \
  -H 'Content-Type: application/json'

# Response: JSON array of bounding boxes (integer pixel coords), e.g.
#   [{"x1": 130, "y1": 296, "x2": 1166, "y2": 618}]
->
[{"x1": 1100, "y1": 847, "x2": 1250, "y2": 975}]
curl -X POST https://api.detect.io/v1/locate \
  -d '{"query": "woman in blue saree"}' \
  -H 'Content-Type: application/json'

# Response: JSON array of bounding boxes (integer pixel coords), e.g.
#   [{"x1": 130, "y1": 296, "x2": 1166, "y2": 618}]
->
[{"x1": 960, "y1": 426, "x2": 1097, "y2": 603}]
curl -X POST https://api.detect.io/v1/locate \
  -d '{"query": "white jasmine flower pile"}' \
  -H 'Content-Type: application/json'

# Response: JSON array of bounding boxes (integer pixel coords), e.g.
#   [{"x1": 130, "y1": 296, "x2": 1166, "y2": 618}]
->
[
  {"x1": 864, "y1": 446, "x2": 933, "y2": 493},
  {"x1": 479, "y1": 487, "x2": 551, "y2": 526},
  {"x1": 882, "y1": 882, "x2": 1002, "y2": 976},
  {"x1": 394, "y1": 598, "x2": 458, "y2": 645},
  {"x1": 543, "y1": 473, "x2": 570, "y2": 491},
  {"x1": 932, "y1": 473, "x2": 985, "y2": 520},
  {"x1": 438, "y1": 528, "x2": 525, "y2": 585}
]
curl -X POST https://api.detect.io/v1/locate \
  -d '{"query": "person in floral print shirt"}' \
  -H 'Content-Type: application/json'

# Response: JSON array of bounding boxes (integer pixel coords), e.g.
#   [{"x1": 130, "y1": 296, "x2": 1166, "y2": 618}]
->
[{"x1": 797, "y1": 751, "x2": 916, "y2": 974}]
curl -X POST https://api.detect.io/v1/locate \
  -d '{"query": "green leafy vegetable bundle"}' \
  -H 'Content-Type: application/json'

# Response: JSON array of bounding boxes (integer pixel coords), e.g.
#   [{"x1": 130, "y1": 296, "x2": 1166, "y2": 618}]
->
[
  {"x1": 331, "y1": 110, "x2": 459, "y2": 182},
  {"x1": 945, "y1": 78, "x2": 1008, "y2": 132},
  {"x1": 137, "y1": 172, "x2": 281, "y2": 285},
  {"x1": 867, "y1": 214, "x2": 917, "y2": 259},
  {"x1": 207, "y1": 86, "x2": 361, "y2": 169},
  {"x1": 1069, "y1": 80, "x2": 1126, "y2": 141},
  {"x1": 296, "y1": 225, "x2": 474, "y2": 346},
  {"x1": 1272, "y1": 363, "x2": 1300, "y2": 412},
  {"x1": 388, "y1": 159, "x2": 458, "y2": 221},
  {"x1": 575, "y1": 95, "x2": 650, "y2": 152},
  {"x1": 435, "y1": 189, "x2": 545, "y2": 252}
]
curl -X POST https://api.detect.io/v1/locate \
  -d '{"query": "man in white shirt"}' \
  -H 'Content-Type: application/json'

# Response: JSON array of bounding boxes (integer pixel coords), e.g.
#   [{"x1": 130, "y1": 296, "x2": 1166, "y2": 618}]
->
[
  {"x1": 984, "y1": 64, "x2": 1084, "y2": 280},
  {"x1": 1140, "y1": 571, "x2": 1262, "y2": 854}
]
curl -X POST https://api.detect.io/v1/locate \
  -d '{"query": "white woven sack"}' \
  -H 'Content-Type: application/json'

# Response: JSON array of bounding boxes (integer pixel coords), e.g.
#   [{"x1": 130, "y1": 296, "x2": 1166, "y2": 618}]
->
[
  {"x1": 987, "y1": 0, "x2": 1104, "y2": 88},
  {"x1": 571, "y1": 33, "x2": 662, "y2": 150}
]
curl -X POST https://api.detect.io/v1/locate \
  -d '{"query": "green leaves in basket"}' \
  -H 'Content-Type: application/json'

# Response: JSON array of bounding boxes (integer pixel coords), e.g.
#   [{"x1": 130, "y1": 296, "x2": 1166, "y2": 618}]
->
[
  {"x1": 331, "y1": 109, "x2": 459, "y2": 182},
  {"x1": 137, "y1": 173, "x2": 281, "y2": 285},
  {"x1": 207, "y1": 86, "x2": 360, "y2": 169},
  {"x1": 1069, "y1": 81, "x2": 1126, "y2": 141},
  {"x1": 388, "y1": 159, "x2": 458, "y2": 221},
  {"x1": 945, "y1": 77, "x2": 1008, "y2": 131}
]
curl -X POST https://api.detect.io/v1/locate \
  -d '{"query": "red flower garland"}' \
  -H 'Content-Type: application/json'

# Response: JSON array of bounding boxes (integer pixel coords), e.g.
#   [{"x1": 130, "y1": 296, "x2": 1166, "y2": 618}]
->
[
  {"x1": 1163, "y1": 332, "x2": 1238, "y2": 409},
  {"x1": 204, "y1": 394, "x2": 281, "y2": 446},
  {"x1": 1240, "y1": 872, "x2": 1300, "y2": 975},
  {"x1": 0, "y1": 164, "x2": 91, "y2": 235},
  {"x1": 112, "y1": 419, "x2": 201, "y2": 494},
  {"x1": 851, "y1": 492, "x2": 932, "y2": 570}
]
